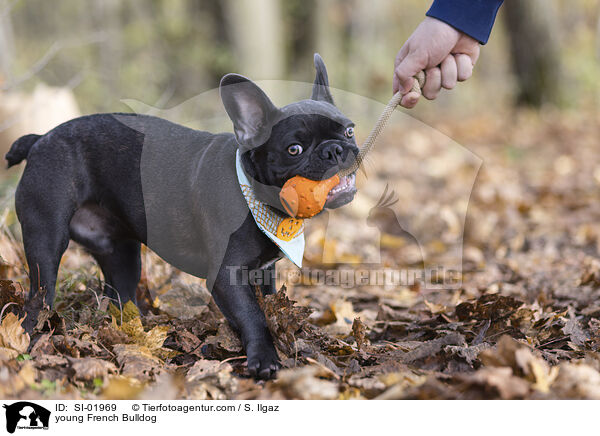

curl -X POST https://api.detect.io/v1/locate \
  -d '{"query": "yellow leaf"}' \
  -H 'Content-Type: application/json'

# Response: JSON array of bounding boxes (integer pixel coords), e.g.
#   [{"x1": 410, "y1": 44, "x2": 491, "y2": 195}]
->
[
  {"x1": 109, "y1": 301, "x2": 140, "y2": 325},
  {"x1": 112, "y1": 315, "x2": 176, "y2": 360},
  {"x1": 119, "y1": 317, "x2": 146, "y2": 343},
  {"x1": 108, "y1": 303, "x2": 121, "y2": 321},
  {"x1": 145, "y1": 325, "x2": 170, "y2": 352},
  {"x1": 0, "y1": 313, "x2": 30, "y2": 358},
  {"x1": 122, "y1": 301, "x2": 141, "y2": 322},
  {"x1": 531, "y1": 360, "x2": 559, "y2": 394},
  {"x1": 326, "y1": 300, "x2": 358, "y2": 335}
]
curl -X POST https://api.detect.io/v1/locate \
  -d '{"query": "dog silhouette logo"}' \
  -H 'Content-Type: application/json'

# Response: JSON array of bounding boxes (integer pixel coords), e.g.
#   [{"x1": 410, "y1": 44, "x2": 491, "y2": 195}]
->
[
  {"x1": 3, "y1": 402, "x2": 50, "y2": 433},
  {"x1": 367, "y1": 184, "x2": 425, "y2": 268}
]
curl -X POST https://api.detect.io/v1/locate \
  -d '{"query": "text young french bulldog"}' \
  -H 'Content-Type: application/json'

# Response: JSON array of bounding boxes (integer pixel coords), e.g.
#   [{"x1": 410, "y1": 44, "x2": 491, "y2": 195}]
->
[{"x1": 6, "y1": 54, "x2": 358, "y2": 379}]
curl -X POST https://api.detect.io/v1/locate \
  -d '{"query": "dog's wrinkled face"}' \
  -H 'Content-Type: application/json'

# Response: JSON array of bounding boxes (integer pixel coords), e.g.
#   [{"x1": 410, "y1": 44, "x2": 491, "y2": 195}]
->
[{"x1": 220, "y1": 54, "x2": 359, "y2": 212}]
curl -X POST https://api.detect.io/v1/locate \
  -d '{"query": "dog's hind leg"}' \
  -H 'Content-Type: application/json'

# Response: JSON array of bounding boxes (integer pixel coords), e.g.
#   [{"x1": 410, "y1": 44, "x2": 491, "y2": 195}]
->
[
  {"x1": 92, "y1": 240, "x2": 141, "y2": 305},
  {"x1": 21, "y1": 224, "x2": 70, "y2": 306},
  {"x1": 69, "y1": 203, "x2": 141, "y2": 305},
  {"x1": 16, "y1": 188, "x2": 72, "y2": 309}
]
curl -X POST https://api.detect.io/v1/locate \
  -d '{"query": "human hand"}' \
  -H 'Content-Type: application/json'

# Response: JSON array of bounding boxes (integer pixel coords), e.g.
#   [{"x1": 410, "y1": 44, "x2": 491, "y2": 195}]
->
[{"x1": 393, "y1": 17, "x2": 480, "y2": 108}]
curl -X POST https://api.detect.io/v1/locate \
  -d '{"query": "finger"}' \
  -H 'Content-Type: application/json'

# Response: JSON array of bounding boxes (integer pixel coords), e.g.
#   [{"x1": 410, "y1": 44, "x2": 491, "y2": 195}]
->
[
  {"x1": 394, "y1": 44, "x2": 409, "y2": 69},
  {"x1": 440, "y1": 55, "x2": 457, "y2": 90},
  {"x1": 422, "y1": 67, "x2": 441, "y2": 100},
  {"x1": 453, "y1": 35, "x2": 480, "y2": 65},
  {"x1": 400, "y1": 91, "x2": 420, "y2": 109},
  {"x1": 392, "y1": 45, "x2": 410, "y2": 94},
  {"x1": 455, "y1": 53, "x2": 473, "y2": 81},
  {"x1": 394, "y1": 49, "x2": 427, "y2": 94}
]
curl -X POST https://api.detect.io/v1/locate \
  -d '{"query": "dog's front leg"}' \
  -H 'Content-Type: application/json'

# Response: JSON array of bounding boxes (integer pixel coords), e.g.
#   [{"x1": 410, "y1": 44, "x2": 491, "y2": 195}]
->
[{"x1": 211, "y1": 263, "x2": 280, "y2": 379}]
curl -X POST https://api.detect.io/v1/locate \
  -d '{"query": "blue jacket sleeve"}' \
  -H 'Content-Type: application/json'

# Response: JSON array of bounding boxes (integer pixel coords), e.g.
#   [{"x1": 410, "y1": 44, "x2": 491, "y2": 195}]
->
[{"x1": 426, "y1": 0, "x2": 504, "y2": 44}]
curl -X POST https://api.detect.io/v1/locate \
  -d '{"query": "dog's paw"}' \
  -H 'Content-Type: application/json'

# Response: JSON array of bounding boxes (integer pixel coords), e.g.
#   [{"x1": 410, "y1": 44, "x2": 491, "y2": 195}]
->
[{"x1": 246, "y1": 341, "x2": 281, "y2": 380}]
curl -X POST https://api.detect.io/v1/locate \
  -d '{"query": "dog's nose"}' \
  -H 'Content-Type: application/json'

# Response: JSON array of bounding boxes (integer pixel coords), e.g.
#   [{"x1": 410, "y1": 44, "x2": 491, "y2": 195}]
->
[{"x1": 321, "y1": 143, "x2": 344, "y2": 161}]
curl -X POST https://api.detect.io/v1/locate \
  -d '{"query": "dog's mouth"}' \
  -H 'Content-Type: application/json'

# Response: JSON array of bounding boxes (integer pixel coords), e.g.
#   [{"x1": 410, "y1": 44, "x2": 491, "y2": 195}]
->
[{"x1": 324, "y1": 173, "x2": 357, "y2": 209}]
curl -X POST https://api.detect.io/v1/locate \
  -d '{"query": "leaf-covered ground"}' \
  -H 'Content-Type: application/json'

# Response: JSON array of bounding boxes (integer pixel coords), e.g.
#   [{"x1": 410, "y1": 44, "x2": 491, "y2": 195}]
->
[{"x1": 2, "y1": 110, "x2": 600, "y2": 399}]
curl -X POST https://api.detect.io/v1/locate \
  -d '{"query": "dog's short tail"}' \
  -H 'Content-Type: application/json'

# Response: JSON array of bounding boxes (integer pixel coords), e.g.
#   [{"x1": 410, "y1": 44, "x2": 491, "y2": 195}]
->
[{"x1": 5, "y1": 134, "x2": 41, "y2": 168}]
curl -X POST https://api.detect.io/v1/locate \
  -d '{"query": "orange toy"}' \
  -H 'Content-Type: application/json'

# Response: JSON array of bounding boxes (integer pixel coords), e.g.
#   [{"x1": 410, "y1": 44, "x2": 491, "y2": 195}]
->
[{"x1": 279, "y1": 174, "x2": 340, "y2": 218}]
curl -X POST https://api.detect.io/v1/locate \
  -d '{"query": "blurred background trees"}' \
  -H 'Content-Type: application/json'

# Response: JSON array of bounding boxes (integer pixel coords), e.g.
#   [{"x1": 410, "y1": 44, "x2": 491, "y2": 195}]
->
[
  {"x1": 0, "y1": 0, "x2": 598, "y2": 156},
  {"x1": 503, "y1": 0, "x2": 563, "y2": 107}
]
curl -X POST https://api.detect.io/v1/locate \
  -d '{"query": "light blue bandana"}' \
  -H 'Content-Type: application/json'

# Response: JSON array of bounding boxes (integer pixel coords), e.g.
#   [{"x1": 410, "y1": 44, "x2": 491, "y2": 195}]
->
[{"x1": 235, "y1": 150, "x2": 305, "y2": 267}]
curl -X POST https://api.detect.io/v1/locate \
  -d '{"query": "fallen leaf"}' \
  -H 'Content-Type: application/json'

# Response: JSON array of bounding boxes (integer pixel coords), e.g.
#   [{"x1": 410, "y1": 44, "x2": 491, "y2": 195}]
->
[
  {"x1": 562, "y1": 307, "x2": 589, "y2": 346},
  {"x1": 352, "y1": 317, "x2": 369, "y2": 351},
  {"x1": 109, "y1": 301, "x2": 140, "y2": 324},
  {"x1": 185, "y1": 360, "x2": 237, "y2": 400},
  {"x1": 113, "y1": 344, "x2": 163, "y2": 381},
  {"x1": 112, "y1": 316, "x2": 176, "y2": 359},
  {"x1": 102, "y1": 376, "x2": 144, "y2": 400},
  {"x1": 270, "y1": 366, "x2": 339, "y2": 400},
  {"x1": 463, "y1": 367, "x2": 530, "y2": 399},
  {"x1": 70, "y1": 357, "x2": 117, "y2": 381},
  {"x1": 0, "y1": 313, "x2": 30, "y2": 361}
]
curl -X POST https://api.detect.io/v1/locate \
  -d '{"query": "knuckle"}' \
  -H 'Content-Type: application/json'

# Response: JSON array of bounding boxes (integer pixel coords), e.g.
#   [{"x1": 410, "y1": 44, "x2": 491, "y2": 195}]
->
[{"x1": 411, "y1": 49, "x2": 429, "y2": 67}]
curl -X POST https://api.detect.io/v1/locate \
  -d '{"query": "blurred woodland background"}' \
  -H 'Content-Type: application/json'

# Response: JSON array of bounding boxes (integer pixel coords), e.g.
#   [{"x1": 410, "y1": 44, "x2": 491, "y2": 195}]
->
[
  {"x1": 2, "y1": 1, "x2": 600, "y2": 400},
  {"x1": 0, "y1": 0, "x2": 598, "y2": 136}
]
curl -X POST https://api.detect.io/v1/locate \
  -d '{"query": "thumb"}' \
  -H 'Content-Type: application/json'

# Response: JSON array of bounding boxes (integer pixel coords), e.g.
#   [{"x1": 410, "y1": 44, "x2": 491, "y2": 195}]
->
[{"x1": 394, "y1": 49, "x2": 427, "y2": 94}]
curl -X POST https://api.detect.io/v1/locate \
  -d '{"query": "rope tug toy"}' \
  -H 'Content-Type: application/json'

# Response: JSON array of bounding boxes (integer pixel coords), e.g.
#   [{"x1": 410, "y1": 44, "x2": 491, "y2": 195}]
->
[{"x1": 279, "y1": 72, "x2": 426, "y2": 218}]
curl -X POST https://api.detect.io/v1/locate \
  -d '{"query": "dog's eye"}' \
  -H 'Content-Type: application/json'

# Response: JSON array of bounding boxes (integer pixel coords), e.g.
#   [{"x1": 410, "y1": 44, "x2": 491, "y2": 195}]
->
[
  {"x1": 345, "y1": 126, "x2": 355, "y2": 138},
  {"x1": 287, "y1": 144, "x2": 303, "y2": 156}
]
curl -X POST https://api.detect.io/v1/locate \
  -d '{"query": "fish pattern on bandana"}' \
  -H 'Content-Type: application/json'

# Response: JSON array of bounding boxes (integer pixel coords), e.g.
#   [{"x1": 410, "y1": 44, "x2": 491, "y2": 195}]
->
[{"x1": 236, "y1": 150, "x2": 305, "y2": 267}]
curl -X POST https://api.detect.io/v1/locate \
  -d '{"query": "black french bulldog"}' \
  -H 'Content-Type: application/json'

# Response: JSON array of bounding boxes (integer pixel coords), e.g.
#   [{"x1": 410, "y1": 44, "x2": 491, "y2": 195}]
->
[{"x1": 5, "y1": 54, "x2": 358, "y2": 379}]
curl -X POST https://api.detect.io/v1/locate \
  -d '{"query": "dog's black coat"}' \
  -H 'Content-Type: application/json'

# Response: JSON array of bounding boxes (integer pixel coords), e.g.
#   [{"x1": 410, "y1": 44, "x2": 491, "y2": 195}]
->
[{"x1": 6, "y1": 54, "x2": 358, "y2": 379}]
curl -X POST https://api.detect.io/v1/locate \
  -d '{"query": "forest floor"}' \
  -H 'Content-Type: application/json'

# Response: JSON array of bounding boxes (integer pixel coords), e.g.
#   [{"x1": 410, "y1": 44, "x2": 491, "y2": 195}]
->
[{"x1": 2, "y1": 109, "x2": 600, "y2": 399}]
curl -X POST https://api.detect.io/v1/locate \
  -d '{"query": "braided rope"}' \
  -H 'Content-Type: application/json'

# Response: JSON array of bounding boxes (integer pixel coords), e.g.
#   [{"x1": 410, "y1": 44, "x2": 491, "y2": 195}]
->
[{"x1": 339, "y1": 71, "x2": 426, "y2": 177}]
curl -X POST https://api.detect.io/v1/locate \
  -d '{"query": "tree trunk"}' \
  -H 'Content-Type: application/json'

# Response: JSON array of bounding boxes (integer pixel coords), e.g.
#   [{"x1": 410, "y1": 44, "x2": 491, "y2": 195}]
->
[
  {"x1": 314, "y1": 0, "x2": 349, "y2": 89},
  {"x1": 596, "y1": 11, "x2": 600, "y2": 60},
  {"x1": 503, "y1": 0, "x2": 562, "y2": 107},
  {"x1": 224, "y1": 0, "x2": 284, "y2": 79},
  {"x1": 92, "y1": 0, "x2": 122, "y2": 103},
  {"x1": 0, "y1": 0, "x2": 15, "y2": 83}
]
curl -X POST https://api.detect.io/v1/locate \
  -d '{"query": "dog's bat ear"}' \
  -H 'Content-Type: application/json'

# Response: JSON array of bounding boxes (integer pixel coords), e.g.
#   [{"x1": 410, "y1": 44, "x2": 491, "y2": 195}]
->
[
  {"x1": 220, "y1": 74, "x2": 280, "y2": 150},
  {"x1": 311, "y1": 53, "x2": 334, "y2": 105}
]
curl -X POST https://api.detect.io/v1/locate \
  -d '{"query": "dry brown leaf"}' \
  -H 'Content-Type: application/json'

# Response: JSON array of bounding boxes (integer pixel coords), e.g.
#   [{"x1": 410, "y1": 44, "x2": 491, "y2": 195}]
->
[
  {"x1": 351, "y1": 317, "x2": 369, "y2": 351},
  {"x1": 257, "y1": 286, "x2": 312, "y2": 356},
  {"x1": 70, "y1": 357, "x2": 117, "y2": 381},
  {"x1": 465, "y1": 367, "x2": 530, "y2": 399},
  {"x1": 271, "y1": 366, "x2": 339, "y2": 400},
  {"x1": 562, "y1": 307, "x2": 589, "y2": 347},
  {"x1": 185, "y1": 360, "x2": 237, "y2": 400},
  {"x1": 0, "y1": 312, "x2": 29, "y2": 360},
  {"x1": 0, "y1": 280, "x2": 25, "y2": 313},
  {"x1": 424, "y1": 299, "x2": 447, "y2": 315},
  {"x1": 98, "y1": 324, "x2": 131, "y2": 346},
  {"x1": 113, "y1": 343, "x2": 163, "y2": 381}
]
